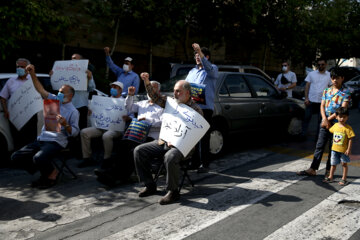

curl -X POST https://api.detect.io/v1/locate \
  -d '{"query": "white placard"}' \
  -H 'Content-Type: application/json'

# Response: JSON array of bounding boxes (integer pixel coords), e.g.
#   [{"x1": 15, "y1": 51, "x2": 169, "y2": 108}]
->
[
  {"x1": 8, "y1": 79, "x2": 43, "y2": 130},
  {"x1": 90, "y1": 95, "x2": 127, "y2": 131},
  {"x1": 159, "y1": 97, "x2": 210, "y2": 157},
  {"x1": 51, "y1": 60, "x2": 89, "y2": 91}
]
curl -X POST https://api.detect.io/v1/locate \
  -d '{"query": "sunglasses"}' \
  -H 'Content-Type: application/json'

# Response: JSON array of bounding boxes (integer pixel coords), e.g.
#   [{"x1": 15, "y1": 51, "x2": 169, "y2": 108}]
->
[{"x1": 282, "y1": 65, "x2": 288, "y2": 67}]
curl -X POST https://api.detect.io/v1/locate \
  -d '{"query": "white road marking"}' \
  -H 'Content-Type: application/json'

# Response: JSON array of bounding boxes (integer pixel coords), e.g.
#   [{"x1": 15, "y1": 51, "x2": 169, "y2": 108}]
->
[
  {"x1": 103, "y1": 159, "x2": 324, "y2": 240},
  {"x1": 265, "y1": 178, "x2": 360, "y2": 240}
]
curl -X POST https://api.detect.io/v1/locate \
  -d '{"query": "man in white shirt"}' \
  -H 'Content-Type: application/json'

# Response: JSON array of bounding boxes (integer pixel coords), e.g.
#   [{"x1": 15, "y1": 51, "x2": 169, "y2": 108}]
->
[
  {"x1": 301, "y1": 58, "x2": 332, "y2": 138},
  {"x1": 274, "y1": 61, "x2": 297, "y2": 98}
]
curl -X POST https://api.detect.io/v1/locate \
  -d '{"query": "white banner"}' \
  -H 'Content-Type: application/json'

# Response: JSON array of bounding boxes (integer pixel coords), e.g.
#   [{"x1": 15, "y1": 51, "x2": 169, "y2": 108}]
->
[
  {"x1": 90, "y1": 95, "x2": 127, "y2": 131},
  {"x1": 8, "y1": 79, "x2": 43, "y2": 130},
  {"x1": 51, "y1": 60, "x2": 89, "y2": 91},
  {"x1": 159, "y1": 97, "x2": 210, "y2": 157}
]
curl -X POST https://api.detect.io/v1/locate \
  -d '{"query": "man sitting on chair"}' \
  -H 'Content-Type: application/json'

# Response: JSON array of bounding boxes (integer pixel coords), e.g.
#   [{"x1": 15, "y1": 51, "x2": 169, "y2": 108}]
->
[
  {"x1": 11, "y1": 64, "x2": 79, "y2": 189},
  {"x1": 134, "y1": 72, "x2": 203, "y2": 205}
]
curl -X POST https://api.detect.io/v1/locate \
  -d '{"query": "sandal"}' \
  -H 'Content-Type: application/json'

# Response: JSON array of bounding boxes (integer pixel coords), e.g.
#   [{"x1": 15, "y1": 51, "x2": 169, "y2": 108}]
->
[
  {"x1": 338, "y1": 180, "x2": 349, "y2": 186},
  {"x1": 296, "y1": 170, "x2": 316, "y2": 176},
  {"x1": 322, "y1": 177, "x2": 333, "y2": 183}
]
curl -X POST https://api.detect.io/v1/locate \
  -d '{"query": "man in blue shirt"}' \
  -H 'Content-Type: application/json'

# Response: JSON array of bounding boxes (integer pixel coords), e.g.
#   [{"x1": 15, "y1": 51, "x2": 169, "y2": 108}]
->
[
  {"x1": 185, "y1": 43, "x2": 218, "y2": 172},
  {"x1": 11, "y1": 64, "x2": 79, "y2": 189},
  {"x1": 104, "y1": 47, "x2": 140, "y2": 97}
]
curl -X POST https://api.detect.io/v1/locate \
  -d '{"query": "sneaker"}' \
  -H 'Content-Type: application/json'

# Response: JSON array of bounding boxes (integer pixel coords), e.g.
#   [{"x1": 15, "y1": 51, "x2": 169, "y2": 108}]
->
[{"x1": 159, "y1": 190, "x2": 180, "y2": 205}]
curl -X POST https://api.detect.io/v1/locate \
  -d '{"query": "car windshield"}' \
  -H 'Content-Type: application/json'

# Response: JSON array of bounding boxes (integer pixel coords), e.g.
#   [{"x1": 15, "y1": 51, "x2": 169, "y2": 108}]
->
[{"x1": 161, "y1": 74, "x2": 188, "y2": 92}]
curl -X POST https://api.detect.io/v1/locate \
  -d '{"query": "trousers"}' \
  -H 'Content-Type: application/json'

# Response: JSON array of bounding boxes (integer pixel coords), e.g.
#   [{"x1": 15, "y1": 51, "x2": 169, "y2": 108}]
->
[
  {"x1": 134, "y1": 140, "x2": 184, "y2": 191},
  {"x1": 310, "y1": 125, "x2": 332, "y2": 171}
]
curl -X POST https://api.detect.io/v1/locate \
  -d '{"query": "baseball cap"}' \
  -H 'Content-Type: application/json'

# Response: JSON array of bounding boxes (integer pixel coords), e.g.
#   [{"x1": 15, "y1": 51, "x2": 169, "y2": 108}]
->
[
  {"x1": 124, "y1": 57, "x2": 133, "y2": 62},
  {"x1": 110, "y1": 81, "x2": 124, "y2": 90}
]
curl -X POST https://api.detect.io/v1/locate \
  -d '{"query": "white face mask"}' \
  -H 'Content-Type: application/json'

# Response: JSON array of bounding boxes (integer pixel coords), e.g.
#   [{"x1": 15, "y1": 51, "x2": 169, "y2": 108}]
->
[
  {"x1": 282, "y1": 66, "x2": 288, "y2": 72},
  {"x1": 123, "y1": 64, "x2": 130, "y2": 72}
]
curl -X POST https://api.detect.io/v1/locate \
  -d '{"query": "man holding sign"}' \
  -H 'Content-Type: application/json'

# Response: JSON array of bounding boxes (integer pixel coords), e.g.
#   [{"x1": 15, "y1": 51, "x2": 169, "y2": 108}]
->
[
  {"x1": 11, "y1": 64, "x2": 79, "y2": 189},
  {"x1": 78, "y1": 81, "x2": 126, "y2": 168},
  {"x1": 185, "y1": 43, "x2": 218, "y2": 173},
  {"x1": 134, "y1": 72, "x2": 204, "y2": 205}
]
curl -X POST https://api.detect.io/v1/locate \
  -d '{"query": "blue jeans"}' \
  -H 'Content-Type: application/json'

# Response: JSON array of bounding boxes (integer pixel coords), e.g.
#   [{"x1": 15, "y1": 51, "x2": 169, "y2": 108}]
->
[
  {"x1": 11, "y1": 141, "x2": 64, "y2": 177},
  {"x1": 330, "y1": 151, "x2": 350, "y2": 165},
  {"x1": 310, "y1": 125, "x2": 332, "y2": 171}
]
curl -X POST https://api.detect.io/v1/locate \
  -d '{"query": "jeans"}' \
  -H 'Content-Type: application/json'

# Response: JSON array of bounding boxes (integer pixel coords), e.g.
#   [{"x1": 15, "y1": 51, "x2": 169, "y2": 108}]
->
[
  {"x1": 310, "y1": 125, "x2": 332, "y2": 171},
  {"x1": 11, "y1": 140, "x2": 63, "y2": 177},
  {"x1": 302, "y1": 102, "x2": 321, "y2": 137},
  {"x1": 134, "y1": 140, "x2": 184, "y2": 191}
]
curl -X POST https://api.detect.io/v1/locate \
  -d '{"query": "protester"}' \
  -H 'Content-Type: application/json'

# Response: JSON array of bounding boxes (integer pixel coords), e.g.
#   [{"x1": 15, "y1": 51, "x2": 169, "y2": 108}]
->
[
  {"x1": 323, "y1": 107, "x2": 355, "y2": 185},
  {"x1": 185, "y1": 43, "x2": 218, "y2": 173},
  {"x1": 134, "y1": 72, "x2": 203, "y2": 205},
  {"x1": 11, "y1": 64, "x2": 79, "y2": 189},
  {"x1": 301, "y1": 59, "x2": 332, "y2": 139},
  {"x1": 274, "y1": 61, "x2": 297, "y2": 98},
  {"x1": 95, "y1": 82, "x2": 163, "y2": 186},
  {"x1": 78, "y1": 82, "x2": 126, "y2": 168},
  {"x1": 297, "y1": 68, "x2": 350, "y2": 177},
  {"x1": 0, "y1": 58, "x2": 38, "y2": 150},
  {"x1": 104, "y1": 47, "x2": 140, "y2": 97}
]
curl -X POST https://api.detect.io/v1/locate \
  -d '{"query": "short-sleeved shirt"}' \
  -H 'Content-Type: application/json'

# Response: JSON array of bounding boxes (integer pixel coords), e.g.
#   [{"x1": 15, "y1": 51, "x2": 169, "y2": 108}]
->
[
  {"x1": 0, "y1": 75, "x2": 31, "y2": 100},
  {"x1": 305, "y1": 70, "x2": 331, "y2": 103},
  {"x1": 329, "y1": 123, "x2": 355, "y2": 153},
  {"x1": 37, "y1": 93, "x2": 80, "y2": 147},
  {"x1": 274, "y1": 71, "x2": 297, "y2": 98},
  {"x1": 322, "y1": 87, "x2": 350, "y2": 117}
]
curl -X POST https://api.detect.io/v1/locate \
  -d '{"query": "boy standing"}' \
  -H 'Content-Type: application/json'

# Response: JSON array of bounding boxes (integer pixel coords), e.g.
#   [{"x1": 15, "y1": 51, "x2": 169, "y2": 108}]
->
[{"x1": 323, "y1": 107, "x2": 355, "y2": 185}]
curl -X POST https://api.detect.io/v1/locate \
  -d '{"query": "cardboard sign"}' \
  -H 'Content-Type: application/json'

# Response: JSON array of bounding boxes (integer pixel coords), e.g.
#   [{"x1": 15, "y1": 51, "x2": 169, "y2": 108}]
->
[
  {"x1": 159, "y1": 97, "x2": 209, "y2": 157},
  {"x1": 190, "y1": 82, "x2": 206, "y2": 104},
  {"x1": 43, "y1": 99, "x2": 61, "y2": 132},
  {"x1": 8, "y1": 79, "x2": 43, "y2": 130},
  {"x1": 51, "y1": 60, "x2": 89, "y2": 91},
  {"x1": 90, "y1": 95, "x2": 126, "y2": 131},
  {"x1": 123, "y1": 119, "x2": 151, "y2": 143}
]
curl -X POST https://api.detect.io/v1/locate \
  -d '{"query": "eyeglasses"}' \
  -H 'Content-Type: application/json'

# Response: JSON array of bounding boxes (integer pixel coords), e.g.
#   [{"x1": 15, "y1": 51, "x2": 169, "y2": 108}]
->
[{"x1": 16, "y1": 65, "x2": 26, "y2": 69}]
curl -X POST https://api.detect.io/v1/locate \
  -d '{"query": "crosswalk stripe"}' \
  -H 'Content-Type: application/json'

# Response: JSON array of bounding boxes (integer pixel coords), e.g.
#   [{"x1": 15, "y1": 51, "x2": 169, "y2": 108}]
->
[
  {"x1": 264, "y1": 178, "x2": 360, "y2": 240},
  {"x1": 103, "y1": 159, "x2": 326, "y2": 240}
]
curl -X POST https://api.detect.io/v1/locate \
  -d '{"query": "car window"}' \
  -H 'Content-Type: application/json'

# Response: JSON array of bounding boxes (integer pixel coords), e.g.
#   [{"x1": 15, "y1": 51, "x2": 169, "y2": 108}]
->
[
  {"x1": 220, "y1": 74, "x2": 252, "y2": 98},
  {"x1": 243, "y1": 69, "x2": 267, "y2": 79},
  {"x1": 246, "y1": 75, "x2": 277, "y2": 98},
  {"x1": 176, "y1": 67, "x2": 192, "y2": 77},
  {"x1": 0, "y1": 78, "x2": 8, "y2": 91}
]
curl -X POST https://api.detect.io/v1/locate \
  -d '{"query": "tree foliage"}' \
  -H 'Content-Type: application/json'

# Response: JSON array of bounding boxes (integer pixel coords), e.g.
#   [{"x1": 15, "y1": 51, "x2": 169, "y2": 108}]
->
[{"x1": 0, "y1": 0, "x2": 71, "y2": 59}]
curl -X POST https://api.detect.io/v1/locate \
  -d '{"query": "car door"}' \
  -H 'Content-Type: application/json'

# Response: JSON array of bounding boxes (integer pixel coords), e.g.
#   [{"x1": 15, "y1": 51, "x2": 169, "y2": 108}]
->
[
  {"x1": 244, "y1": 75, "x2": 290, "y2": 129},
  {"x1": 217, "y1": 74, "x2": 261, "y2": 131}
]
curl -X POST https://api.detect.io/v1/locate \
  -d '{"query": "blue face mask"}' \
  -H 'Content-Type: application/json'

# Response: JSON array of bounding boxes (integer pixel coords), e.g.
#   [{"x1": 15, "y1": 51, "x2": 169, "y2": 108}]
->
[
  {"x1": 16, "y1": 68, "x2": 26, "y2": 77},
  {"x1": 57, "y1": 92, "x2": 64, "y2": 103},
  {"x1": 110, "y1": 88, "x2": 118, "y2": 97}
]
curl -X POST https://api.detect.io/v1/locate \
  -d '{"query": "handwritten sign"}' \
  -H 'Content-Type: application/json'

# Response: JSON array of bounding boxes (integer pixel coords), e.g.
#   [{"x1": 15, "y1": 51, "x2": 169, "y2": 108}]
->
[
  {"x1": 51, "y1": 60, "x2": 89, "y2": 91},
  {"x1": 123, "y1": 119, "x2": 151, "y2": 143},
  {"x1": 90, "y1": 95, "x2": 126, "y2": 131},
  {"x1": 8, "y1": 79, "x2": 43, "y2": 130},
  {"x1": 190, "y1": 82, "x2": 206, "y2": 104},
  {"x1": 43, "y1": 99, "x2": 61, "y2": 132},
  {"x1": 159, "y1": 97, "x2": 209, "y2": 157}
]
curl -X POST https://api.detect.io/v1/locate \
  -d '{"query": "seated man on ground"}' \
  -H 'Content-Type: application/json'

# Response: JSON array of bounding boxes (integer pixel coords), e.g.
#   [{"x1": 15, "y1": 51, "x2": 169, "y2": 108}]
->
[
  {"x1": 11, "y1": 64, "x2": 79, "y2": 189},
  {"x1": 78, "y1": 82, "x2": 126, "y2": 168},
  {"x1": 95, "y1": 81, "x2": 163, "y2": 186}
]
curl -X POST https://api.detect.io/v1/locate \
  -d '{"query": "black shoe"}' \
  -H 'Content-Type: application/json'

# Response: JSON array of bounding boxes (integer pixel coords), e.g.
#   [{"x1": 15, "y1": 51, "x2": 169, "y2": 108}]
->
[
  {"x1": 31, "y1": 176, "x2": 57, "y2": 189},
  {"x1": 138, "y1": 185, "x2": 157, "y2": 197},
  {"x1": 96, "y1": 173, "x2": 118, "y2": 187},
  {"x1": 77, "y1": 159, "x2": 97, "y2": 168},
  {"x1": 159, "y1": 190, "x2": 180, "y2": 205},
  {"x1": 197, "y1": 165, "x2": 209, "y2": 173},
  {"x1": 94, "y1": 168, "x2": 107, "y2": 177},
  {"x1": 31, "y1": 176, "x2": 47, "y2": 188}
]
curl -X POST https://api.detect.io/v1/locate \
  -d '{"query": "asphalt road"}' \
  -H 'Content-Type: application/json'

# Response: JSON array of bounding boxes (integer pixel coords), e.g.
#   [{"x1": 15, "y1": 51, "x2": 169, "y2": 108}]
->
[{"x1": 1, "y1": 109, "x2": 360, "y2": 240}]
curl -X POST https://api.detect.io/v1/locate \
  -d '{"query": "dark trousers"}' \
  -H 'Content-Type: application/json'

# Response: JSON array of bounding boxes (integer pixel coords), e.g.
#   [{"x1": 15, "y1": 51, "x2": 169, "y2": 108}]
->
[
  {"x1": 134, "y1": 140, "x2": 184, "y2": 191},
  {"x1": 11, "y1": 141, "x2": 63, "y2": 177},
  {"x1": 10, "y1": 114, "x2": 38, "y2": 151},
  {"x1": 310, "y1": 125, "x2": 332, "y2": 171},
  {"x1": 302, "y1": 102, "x2": 321, "y2": 137},
  {"x1": 77, "y1": 106, "x2": 88, "y2": 130},
  {"x1": 199, "y1": 109, "x2": 213, "y2": 167}
]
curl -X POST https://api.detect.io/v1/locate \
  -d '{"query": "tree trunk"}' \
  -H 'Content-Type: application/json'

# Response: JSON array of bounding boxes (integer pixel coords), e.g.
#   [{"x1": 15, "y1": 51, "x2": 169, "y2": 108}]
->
[{"x1": 106, "y1": 17, "x2": 120, "y2": 80}]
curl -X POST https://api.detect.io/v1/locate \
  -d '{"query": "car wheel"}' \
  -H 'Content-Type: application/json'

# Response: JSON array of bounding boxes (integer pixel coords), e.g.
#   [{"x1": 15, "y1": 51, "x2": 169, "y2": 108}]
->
[
  {"x1": 0, "y1": 133, "x2": 9, "y2": 167},
  {"x1": 209, "y1": 126, "x2": 226, "y2": 157},
  {"x1": 287, "y1": 117, "x2": 303, "y2": 136}
]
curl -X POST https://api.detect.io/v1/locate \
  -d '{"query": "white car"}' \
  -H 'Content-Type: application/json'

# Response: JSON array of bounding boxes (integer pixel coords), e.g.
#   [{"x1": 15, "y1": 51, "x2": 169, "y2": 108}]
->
[{"x1": 0, "y1": 73, "x2": 50, "y2": 158}]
